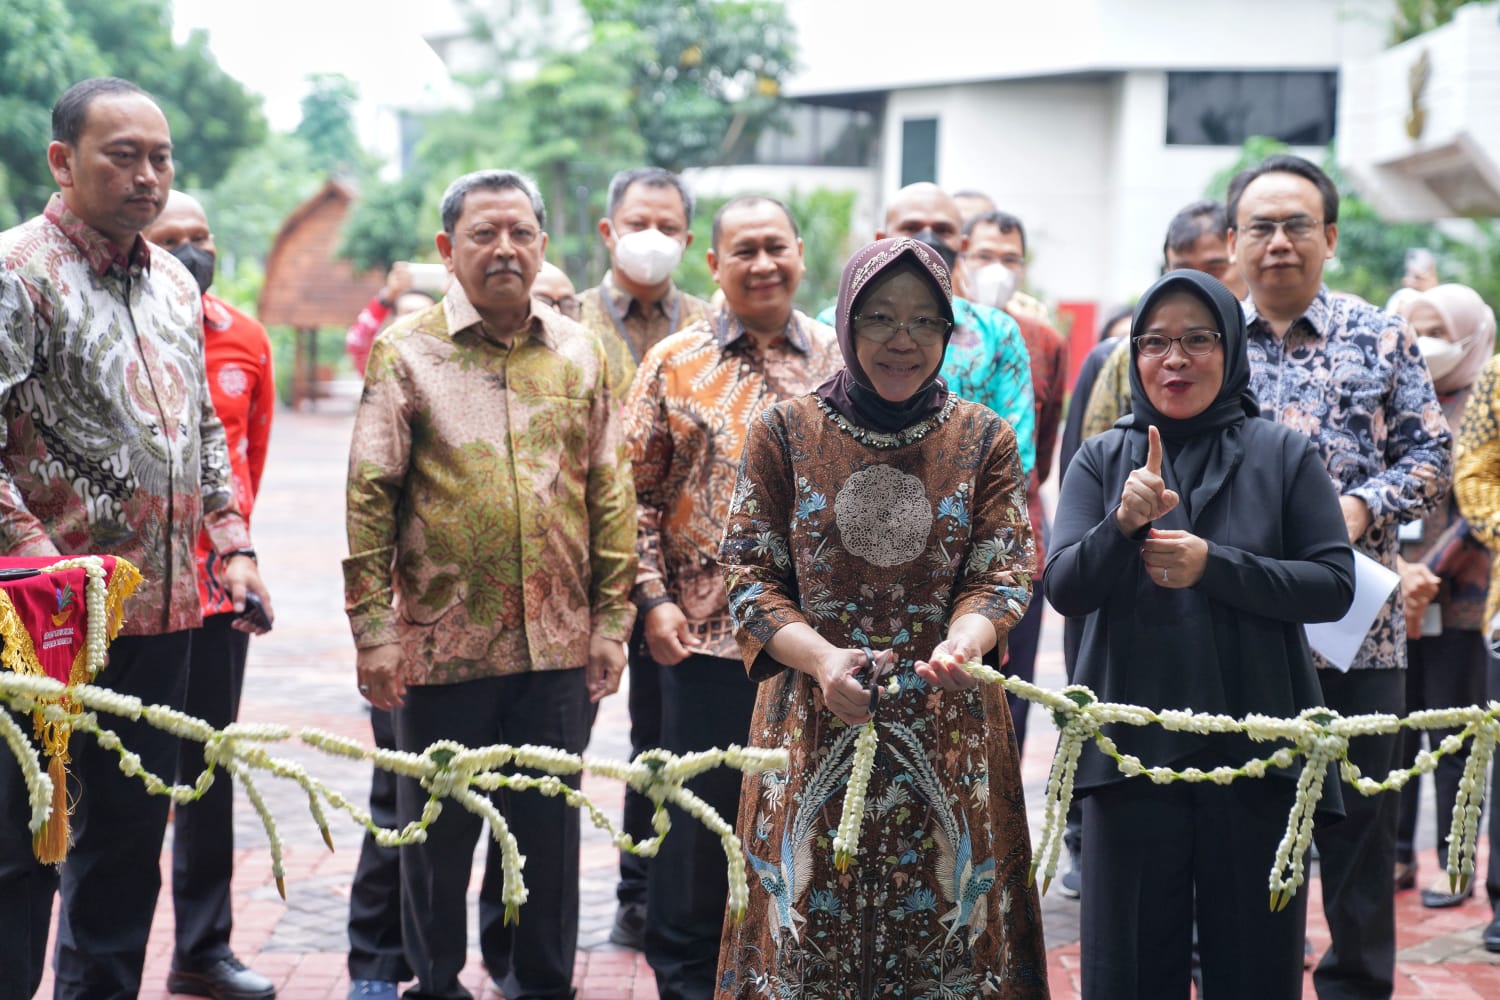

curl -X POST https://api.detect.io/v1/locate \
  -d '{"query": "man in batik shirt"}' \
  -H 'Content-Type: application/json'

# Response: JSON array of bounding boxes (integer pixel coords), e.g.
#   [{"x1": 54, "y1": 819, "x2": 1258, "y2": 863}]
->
[
  {"x1": 624, "y1": 196, "x2": 842, "y2": 1000},
  {"x1": 1227, "y1": 154, "x2": 1451, "y2": 1000},
  {"x1": 343, "y1": 169, "x2": 635, "y2": 1000},
  {"x1": 577, "y1": 164, "x2": 713, "y2": 948},
  {"x1": 0, "y1": 76, "x2": 269, "y2": 998}
]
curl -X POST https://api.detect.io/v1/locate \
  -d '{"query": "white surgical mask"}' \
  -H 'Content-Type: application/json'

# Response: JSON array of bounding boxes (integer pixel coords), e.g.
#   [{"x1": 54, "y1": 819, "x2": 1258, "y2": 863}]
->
[
  {"x1": 1417, "y1": 335, "x2": 1464, "y2": 385},
  {"x1": 968, "y1": 262, "x2": 1017, "y2": 310},
  {"x1": 611, "y1": 225, "x2": 684, "y2": 287}
]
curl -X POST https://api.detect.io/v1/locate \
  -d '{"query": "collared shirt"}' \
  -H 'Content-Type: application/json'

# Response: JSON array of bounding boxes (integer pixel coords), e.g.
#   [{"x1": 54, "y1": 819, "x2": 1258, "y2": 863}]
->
[
  {"x1": 578, "y1": 270, "x2": 714, "y2": 399},
  {"x1": 343, "y1": 287, "x2": 637, "y2": 685},
  {"x1": 816, "y1": 296, "x2": 1036, "y2": 476},
  {"x1": 196, "y1": 293, "x2": 275, "y2": 616},
  {"x1": 1454, "y1": 355, "x2": 1500, "y2": 641},
  {"x1": 624, "y1": 307, "x2": 842, "y2": 657},
  {"x1": 1246, "y1": 286, "x2": 1452, "y2": 671},
  {"x1": 0, "y1": 194, "x2": 247, "y2": 636}
]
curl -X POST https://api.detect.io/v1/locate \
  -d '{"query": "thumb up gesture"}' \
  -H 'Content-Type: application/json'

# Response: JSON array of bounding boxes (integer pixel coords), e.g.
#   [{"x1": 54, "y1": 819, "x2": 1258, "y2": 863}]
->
[{"x1": 1116, "y1": 426, "x2": 1179, "y2": 535}]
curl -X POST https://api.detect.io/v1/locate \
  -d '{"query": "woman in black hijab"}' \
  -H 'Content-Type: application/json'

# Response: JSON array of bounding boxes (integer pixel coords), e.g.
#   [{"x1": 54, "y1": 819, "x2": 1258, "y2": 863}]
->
[{"x1": 1045, "y1": 270, "x2": 1355, "y2": 1000}]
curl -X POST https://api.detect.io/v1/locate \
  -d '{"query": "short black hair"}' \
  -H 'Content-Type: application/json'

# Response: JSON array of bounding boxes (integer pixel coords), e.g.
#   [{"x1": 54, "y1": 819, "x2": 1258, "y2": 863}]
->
[
  {"x1": 962, "y1": 210, "x2": 1027, "y2": 256},
  {"x1": 52, "y1": 77, "x2": 152, "y2": 146},
  {"x1": 711, "y1": 195, "x2": 799, "y2": 252},
  {"x1": 606, "y1": 167, "x2": 695, "y2": 227},
  {"x1": 1226, "y1": 154, "x2": 1339, "y2": 229},
  {"x1": 1163, "y1": 200, "x2": 1229, "y2": 260},
  {"x1": 439, "y1": 169, "x2": 546, "y2": 234}
]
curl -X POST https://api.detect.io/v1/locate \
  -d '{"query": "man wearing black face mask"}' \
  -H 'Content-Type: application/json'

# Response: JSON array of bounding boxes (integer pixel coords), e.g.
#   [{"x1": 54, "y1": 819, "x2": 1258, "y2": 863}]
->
[{"x1": 146, "y1": 190, "x2": 279, "y2": 1000}]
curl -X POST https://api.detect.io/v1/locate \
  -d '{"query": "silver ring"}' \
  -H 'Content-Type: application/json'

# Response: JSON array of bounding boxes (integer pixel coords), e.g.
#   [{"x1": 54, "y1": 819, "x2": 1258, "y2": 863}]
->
[
  {"x1": 1162, "y1": 569, "x2": 1170, "y2": 584},
  {"x1": 358, "y1": 684, "x2": 371, "y2": 694}
]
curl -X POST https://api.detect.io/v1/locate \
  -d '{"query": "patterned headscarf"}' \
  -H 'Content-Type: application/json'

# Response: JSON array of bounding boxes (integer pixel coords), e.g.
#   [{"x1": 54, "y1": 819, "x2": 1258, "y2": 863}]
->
[{"x1": 816, "y1": 237, "x2": 957, "y2": 433}]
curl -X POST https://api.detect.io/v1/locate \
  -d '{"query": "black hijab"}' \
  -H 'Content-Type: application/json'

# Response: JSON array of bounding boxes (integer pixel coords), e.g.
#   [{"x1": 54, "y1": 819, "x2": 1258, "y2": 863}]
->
[
  {"x1": 1118, "y1": 270, "x2": 1259, "y2": 521},
  {"x1": 816, "y1": 237, "x2": 956, "y2": 433}
]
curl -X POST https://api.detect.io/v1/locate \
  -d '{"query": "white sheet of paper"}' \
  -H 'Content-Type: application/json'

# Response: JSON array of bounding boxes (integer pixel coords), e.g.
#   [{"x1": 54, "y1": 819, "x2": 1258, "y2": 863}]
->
[{"x1": 1304, "y1": 551, "x2": 1400, "y2": 672}]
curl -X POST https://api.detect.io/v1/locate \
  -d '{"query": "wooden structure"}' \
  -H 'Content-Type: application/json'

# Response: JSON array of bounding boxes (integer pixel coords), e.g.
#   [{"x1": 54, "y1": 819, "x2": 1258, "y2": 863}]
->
[{"x1": 258, "y1": 179, "x2": 385, "y2": 408}]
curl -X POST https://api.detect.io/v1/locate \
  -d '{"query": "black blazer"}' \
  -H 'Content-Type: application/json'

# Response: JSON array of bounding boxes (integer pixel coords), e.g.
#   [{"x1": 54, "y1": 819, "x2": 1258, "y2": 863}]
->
[{"x1": 1045, "y1": 417, "x2": 1355, "y2": 796}]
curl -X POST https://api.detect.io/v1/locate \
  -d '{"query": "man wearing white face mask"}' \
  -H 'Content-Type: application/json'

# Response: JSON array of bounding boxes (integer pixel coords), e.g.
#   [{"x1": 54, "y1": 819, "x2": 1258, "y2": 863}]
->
[
  {"x1": 579, "y1": 167, "x2": 714, "y2": 403},
  {"x1": 578, "y1": 166, "x2": 713, "y2": 952}
]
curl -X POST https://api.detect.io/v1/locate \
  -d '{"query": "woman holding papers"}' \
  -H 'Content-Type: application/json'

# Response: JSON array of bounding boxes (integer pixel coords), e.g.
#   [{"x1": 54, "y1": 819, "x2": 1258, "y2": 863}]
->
[{"x1": 1046, "y1": 269, "x2": 1355, "y2": 1000}]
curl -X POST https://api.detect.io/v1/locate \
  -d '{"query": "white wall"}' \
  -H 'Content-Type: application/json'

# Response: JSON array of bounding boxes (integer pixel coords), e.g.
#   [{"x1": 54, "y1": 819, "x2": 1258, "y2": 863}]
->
[{"x1": 785, "y1": 0, "x2": 1387, "y2": 98}]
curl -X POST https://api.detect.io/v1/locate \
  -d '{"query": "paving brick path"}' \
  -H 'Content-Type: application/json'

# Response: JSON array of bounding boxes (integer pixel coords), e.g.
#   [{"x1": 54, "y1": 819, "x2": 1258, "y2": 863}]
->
[{"x1": 30, "y1": 406, "x2": 1500, "y2": 998}]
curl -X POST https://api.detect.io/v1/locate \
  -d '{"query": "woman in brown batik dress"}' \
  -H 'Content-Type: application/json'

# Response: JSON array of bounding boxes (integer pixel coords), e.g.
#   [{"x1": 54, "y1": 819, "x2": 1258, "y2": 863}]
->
[{"x1": 714, "y1": 237, "x2": 1047, "y2": 999}]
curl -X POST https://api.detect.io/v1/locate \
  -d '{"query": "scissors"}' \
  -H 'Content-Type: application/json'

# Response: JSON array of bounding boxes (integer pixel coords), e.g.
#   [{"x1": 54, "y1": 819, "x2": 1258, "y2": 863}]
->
[{"x1": 860, "y1": 647, "x2": 881, "y2": 715}]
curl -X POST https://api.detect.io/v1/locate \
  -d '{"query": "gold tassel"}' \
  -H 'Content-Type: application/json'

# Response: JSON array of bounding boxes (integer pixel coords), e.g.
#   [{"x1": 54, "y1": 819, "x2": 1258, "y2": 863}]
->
[{"x1": 32, "y1": 754, "x2": 70, "y2": 864}]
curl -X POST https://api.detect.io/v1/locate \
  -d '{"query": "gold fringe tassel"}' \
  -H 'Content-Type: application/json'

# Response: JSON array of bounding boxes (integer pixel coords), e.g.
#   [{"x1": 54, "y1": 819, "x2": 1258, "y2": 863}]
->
[{"x1": 32, "y1": 754, "x2": 70, "y2": 863}]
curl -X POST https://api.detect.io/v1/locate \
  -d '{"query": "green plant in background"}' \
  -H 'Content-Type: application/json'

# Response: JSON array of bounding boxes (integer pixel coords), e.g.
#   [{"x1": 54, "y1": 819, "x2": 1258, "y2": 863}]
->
[{"x1": 1391, "y1": 0, "x2": 1473, "y2": 44}]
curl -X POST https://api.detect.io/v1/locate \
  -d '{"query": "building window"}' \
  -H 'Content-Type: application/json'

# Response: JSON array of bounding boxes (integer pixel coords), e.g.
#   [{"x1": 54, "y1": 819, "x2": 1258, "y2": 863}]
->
[
  {"x1": 746, "y1": 102, "x2": 879, "y2": 168},
  {"x1": 901, "y1": 117, "x2": 939, "y2": 186},
  {"x1": 1166, "y1": 72, "x2": 1337, "y2": 147}
]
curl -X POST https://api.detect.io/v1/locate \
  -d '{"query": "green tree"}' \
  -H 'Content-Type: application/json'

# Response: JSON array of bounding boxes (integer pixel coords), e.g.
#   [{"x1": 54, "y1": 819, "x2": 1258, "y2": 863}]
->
[
  {"x1": 295, "y1": 73, "x2": 371, "y2": 179},
  {"x1": 0, "y1": 0, "x2": 105, "y2": 223},
  {"x1": 1391, "y1": 0, "x2": 1472, "y2": 43},
  {"x1": 337, "y1": 169, "x2": 437, "y2": 272},
  {"x1": 581, "y1": 0, "x2": 797, "y2": 171},
  {"x1": 65, "y1": 0, "x2": 267, "y2": 189}
]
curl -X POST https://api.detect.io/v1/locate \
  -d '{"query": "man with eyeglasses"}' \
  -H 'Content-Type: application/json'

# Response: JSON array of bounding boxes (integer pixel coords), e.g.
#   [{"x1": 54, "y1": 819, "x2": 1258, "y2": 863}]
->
[
  {"x1": 344, "y1": 168, "x2": 636, "y2": 1000},
  {"x1": 622, "y1": 194, "x2": 841, "y2": 1000},
  {"x1": 1228, "y1": 154, "x2": 1451, "y2": 1000},
  {"x1": 532, "y1": 260, "x2": 581, "y2": 320}
]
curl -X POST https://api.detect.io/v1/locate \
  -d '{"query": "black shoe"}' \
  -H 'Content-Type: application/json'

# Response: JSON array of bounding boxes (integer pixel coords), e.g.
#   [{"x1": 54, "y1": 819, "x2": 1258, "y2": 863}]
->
[
  {"x1": 609, "y1": 901, "x2": 646, "y2": 950},
  {"x1": 1393, "y1": 860, "x2": 1418, "y2": 892},
  {"x1": 1419, "y1": 883, "x2": 1473, "y2": 909},
  {"x1": 1483, "y1": 911, "x2": 1500, "y2": 953},
  {"x1": 167, "y1": 956, "x2": 276, "y2": 1000}
]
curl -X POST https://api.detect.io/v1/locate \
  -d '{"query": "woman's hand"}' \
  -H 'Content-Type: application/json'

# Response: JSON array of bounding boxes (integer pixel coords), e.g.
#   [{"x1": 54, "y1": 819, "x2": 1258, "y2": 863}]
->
[
  {"x1": 915, "y1": 635, "x2": 982, "y2": 691},
  {"x1": 814, "y1": 647, "x2": 895, "y2": 726},
  {"x1": 1141, "y1": 528, "x2": 1209, "y2": 588},
  {"x1": 1117, "y1": 426, "x2": 1179, "y2": 535}
]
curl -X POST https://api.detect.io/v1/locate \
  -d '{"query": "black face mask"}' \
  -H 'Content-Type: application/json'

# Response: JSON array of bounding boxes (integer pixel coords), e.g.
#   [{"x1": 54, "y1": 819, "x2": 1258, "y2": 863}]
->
[
  {"x1": 910, "y1": 229, "x2": 957, "y2": 271},
  {"x1": 169, "y1": 242, "x2": 215, "y2": 295}
]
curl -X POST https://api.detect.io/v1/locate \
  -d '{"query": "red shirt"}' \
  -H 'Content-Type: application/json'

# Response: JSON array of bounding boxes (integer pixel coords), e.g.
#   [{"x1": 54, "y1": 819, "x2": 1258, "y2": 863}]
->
[
  {"x1": 196, "y1": 293, "x2": 275, "y2": 615},
  {"x1": 1008, "y1": 309, "x2": 1068, "y2": 568}
]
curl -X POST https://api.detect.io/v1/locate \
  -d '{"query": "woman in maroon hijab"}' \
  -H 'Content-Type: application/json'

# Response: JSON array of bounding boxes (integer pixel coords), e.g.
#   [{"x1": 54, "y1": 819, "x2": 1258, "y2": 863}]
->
[{"x1": 714, "y1": 238, "x2": 1047, "y2": 998}]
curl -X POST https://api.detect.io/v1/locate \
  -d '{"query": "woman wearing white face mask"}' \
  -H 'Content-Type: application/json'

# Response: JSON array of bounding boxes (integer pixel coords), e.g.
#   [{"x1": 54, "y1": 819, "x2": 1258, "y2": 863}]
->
[{"x1": 1390, "y1": 283, "x2": 1497, "y2": 906}]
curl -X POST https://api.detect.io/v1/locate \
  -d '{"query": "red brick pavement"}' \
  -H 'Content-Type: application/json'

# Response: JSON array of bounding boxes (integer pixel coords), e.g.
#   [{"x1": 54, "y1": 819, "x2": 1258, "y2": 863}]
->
[{"x1": 29, "y1": 408, "x2": 1500, "y2": 998}]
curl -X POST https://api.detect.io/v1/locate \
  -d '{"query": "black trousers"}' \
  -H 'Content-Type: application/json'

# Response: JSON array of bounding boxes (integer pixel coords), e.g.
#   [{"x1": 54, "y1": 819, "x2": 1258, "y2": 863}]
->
[
  {"x1": 1487, "y1": 649, "x2": 1500, "y2": 915},
  {"x1": 0, "y1": 631, "x2": 192, "y2": 1000},
  {"x1": 1001, "y1": 594, "x2": 1045, "y2": 757},
  {"x1": 172, "y1": 613, "x2": 251, "y2": 970},
  {"x1": 1395, "y1": 630, "x2": 1488, "y2": 868},
  {"x1": 1312, "y1": 668, "x2": 1405, "y2": 1000},
  {"x1": 644, "y1": 655, "x2": 759, "y2": 1000},
  {"x1": 1080, "y1": 768, "x2": 1306, "y2": 1000},
  {"x1": 617, "y1": 620, "x2": 660, "y2": 907},
  {"x1": 347, "y1": 706, "x2": 412, "y2": 983},
  {"x1": 396, "y1": 670, "x2": 589, "y2": 1000}
]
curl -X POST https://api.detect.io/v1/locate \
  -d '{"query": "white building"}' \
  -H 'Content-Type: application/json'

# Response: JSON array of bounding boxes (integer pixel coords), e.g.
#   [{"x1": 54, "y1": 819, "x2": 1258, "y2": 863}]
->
[{"x1": 425, "y1": 0, "x2": 1393, "y2": 336}]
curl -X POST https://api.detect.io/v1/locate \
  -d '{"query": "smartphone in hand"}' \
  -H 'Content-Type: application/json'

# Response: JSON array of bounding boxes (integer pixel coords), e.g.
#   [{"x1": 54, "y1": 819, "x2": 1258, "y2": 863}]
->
[{"x1": 236, "y1": 592, "x2": 272, "y2": 633}]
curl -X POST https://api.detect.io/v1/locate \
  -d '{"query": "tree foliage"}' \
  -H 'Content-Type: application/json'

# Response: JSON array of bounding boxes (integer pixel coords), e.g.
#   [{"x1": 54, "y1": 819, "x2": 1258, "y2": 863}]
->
[
  {"x1": 295, "y1": 73, "x2": 371, "y2": 179},
  {"x1": 1390, "y1": 0, "x2": 1472, "y2": 44},
  {"x1": 0, "y1": 0, "x2": 265, "y2": 222}
]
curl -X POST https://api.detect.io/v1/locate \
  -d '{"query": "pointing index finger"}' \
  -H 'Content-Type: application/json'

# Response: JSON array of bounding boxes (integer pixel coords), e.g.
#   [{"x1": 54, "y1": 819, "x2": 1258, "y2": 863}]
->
[{"x1": 1146, "y1": 425, "x2": 1163, "y2": 476}]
